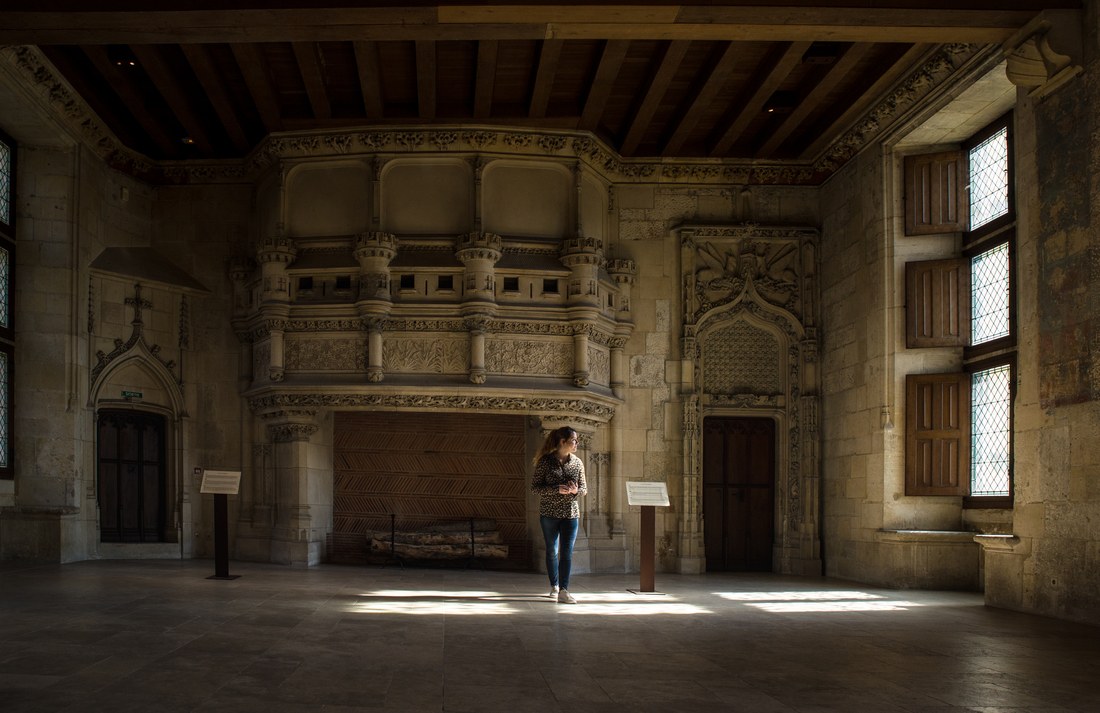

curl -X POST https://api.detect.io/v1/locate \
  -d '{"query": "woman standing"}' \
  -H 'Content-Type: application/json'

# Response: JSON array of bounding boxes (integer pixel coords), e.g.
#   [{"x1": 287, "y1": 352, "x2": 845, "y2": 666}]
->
[{"x1": 530, "y1": 426, "x2": 587, "y2": 604}]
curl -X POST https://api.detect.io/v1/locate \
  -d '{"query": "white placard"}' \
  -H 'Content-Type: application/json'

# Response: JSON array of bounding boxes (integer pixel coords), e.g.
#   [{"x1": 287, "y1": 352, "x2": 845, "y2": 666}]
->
[
  {"x1": 626, "y1": 481, "x2": 670, "y2": 507},
  {"x1": 200, "y1": 470, "x2": 242, "y2": 495}
]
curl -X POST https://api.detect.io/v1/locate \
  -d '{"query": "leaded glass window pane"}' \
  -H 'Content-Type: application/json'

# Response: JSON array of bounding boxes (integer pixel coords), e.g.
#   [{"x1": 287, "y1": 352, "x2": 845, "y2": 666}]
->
[
  {"x1": 969, "y1": 126, "x2": 1009, "y2": 230},
  {"x1": 971, "y1": 242, "x2": 1010, "y2": 344},
  {"x1": 971, "y1": 364, "x2": 1011, "y2": 497},
  {"x1": 0, "y1": 351, "x2": 8, "y2": 469},
  {"x1": 0, "y1": 139, "x2": 10, "y2": 226}
]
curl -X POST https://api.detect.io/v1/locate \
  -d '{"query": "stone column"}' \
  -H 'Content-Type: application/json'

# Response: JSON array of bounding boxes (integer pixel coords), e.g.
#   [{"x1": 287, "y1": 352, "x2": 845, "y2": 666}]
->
[
  {"x1": 267, "y1": 412, "x2": 322, "y2": 566},
  {"x1": 256, "y1": 231, "x2": 296, "y2": 382},
  {"x1": 354, "y1": 231, "x2": 397, "y2": 383},
  {"x1": 457, "y1": 232, "x2": 501, "y2": 383}
]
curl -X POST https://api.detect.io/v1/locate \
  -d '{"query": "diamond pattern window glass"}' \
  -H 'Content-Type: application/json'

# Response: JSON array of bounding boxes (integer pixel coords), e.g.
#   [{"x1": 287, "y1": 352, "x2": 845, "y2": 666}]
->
[
  {"x1": 0, "y1": 138, "x2": 10, "y2": 225},
  {"x1": 971, "y1": 363, "x2": 1011, "y2": 497},
  {"x1": 971, "y1": 242, "x2": 1009, "y2": 345},
  {"x1": 0, "y1": 351, "x2": 8, "y2": 469},
  {"x1": 969, "y1": 126, "x2": 1009, "y2": 230}
]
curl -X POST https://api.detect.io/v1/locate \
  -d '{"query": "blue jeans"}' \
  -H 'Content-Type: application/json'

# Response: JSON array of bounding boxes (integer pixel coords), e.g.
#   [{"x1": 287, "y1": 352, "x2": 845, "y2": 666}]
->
[{"x1": 540, "y1": 516, "x2": 580, "y2": 590}]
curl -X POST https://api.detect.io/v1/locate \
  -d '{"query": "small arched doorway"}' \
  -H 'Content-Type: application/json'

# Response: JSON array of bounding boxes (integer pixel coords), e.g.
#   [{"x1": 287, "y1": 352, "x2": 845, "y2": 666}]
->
[{"x1": 96, "y1": 409, "x2": 167, "y2": 543}]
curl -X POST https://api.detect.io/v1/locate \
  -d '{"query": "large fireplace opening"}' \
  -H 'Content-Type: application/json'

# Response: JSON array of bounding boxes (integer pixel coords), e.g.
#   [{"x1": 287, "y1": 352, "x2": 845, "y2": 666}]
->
[{"x1": 329, "y1": 411, "x2": 532, "y2": 569}]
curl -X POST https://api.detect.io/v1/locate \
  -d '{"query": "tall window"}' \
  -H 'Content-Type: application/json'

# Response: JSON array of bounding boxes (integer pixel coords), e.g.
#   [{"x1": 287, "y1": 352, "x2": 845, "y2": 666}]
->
[
  {"x1": 903, "y1": 115, "x2": 1015, "y2": 504},
  {"x1": 0, "y1": 129, "x2": 15, "y2": 480}
]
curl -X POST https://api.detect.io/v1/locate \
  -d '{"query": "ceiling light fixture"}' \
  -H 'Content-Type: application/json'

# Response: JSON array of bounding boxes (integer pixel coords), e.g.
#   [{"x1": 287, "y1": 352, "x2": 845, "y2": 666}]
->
[
  {"x1": 763, "y1": 91, "x2": 798, "y2": 115},
  {"x1": 107, "y1": 45, "x2": 138, "y2": 68}
]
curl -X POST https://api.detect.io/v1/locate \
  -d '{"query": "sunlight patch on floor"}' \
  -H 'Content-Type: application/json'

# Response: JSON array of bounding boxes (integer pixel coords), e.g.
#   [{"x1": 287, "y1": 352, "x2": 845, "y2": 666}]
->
[
  {"x1": 715, "y1": 590, "x2": 927, "y2": 613},
  {"x1": 345, "y1": 589, "x2": 712, "y2": 615}
]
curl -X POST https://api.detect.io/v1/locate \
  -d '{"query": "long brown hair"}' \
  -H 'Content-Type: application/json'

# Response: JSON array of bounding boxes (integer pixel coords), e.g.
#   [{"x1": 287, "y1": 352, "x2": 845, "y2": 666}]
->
[{"x1": 532, "y1": 426, "x2": 577, "y2": 466}]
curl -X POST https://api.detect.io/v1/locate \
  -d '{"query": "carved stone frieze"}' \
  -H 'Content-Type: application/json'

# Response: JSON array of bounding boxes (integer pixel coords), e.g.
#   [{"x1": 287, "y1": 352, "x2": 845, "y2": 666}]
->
[
  {"x1": 285, "y1": 337, "x2": 368, "y2": 371},
  {"x1": 587, "y1": 345, "x2": 610, "y2": 386},
  {"x1": 249, "y1": 392, "x2": 617, "y2": 422},
  {"x1": 486, "y1": 338, "x2": 571, "y2": 376},
  {"x1": 383, "y1": 337, "x2": 469, "y2": 374}
]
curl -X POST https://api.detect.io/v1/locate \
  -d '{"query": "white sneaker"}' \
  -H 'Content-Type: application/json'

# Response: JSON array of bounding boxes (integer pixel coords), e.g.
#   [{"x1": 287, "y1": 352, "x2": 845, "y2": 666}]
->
[
  {"x1": 549, "y1": 586, "x2": 559, "y2": 598},
  {"x1": 557, "y1": 589, "x2": 577, "y2": 604}
]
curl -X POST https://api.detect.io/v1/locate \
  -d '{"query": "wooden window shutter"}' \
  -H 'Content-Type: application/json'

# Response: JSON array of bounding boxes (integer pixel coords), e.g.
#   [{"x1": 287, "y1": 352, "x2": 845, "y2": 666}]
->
[
  {"x1": 905, "y1": 373, "x2": 970, "y2": 496},
  {"x1": 904, "y1": 151, "x2": 968, "y2": 235},
  {"x1": 906, "y1": 258, "x2": 970, "y2": 348}
]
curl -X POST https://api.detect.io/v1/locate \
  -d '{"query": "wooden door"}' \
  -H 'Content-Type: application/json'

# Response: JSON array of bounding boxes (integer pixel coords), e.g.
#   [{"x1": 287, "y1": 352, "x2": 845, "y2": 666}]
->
[
  {"x1": 97, "y1": 410, "x2": 166, "y2": 543},
  {"x1": 703, "y1": 416, "x2": 775, "y2": 571}
]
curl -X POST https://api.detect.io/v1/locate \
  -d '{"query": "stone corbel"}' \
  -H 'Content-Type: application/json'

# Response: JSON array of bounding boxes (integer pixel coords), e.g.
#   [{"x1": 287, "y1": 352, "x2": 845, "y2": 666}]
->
[
  {"x1": 265, "y1": 410, "x2": 320, "y2": 443},
  {"x1": 1003, "y1": 10, "x2": 1083, "y2": 99}
]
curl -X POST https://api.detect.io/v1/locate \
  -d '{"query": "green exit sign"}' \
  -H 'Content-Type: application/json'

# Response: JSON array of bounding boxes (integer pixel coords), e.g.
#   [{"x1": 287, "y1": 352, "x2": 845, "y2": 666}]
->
[{"x1": 121, "y1": 390, "x2": 143, "y2": 399}]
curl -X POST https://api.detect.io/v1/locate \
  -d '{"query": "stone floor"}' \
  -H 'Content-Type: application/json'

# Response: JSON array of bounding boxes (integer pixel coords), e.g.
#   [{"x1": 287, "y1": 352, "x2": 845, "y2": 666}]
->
[{"x1": 1, "y1": 560, "x2": 1098, "y2": 712}]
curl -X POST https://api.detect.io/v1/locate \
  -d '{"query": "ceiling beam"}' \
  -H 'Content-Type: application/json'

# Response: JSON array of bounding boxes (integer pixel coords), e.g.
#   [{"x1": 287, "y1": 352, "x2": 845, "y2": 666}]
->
[
  {"x1": 416, "y1": 40, "x2": 436, "y2": 120},
  {"x1": 230, "y1": 42, "x2": 283, "y2": 133},
  {"x1": 579, "y1": 39, "x2": 629, "y2": 131},
  {"x1": 529, "y1": 39, "x2": 563, "y2": 119},
  {"x1": 799, "y1": 42, "x2": 933, "y2": 160},
  {"x1": 180, "y1": 43, "x2": 251, "y2": 154},
  {"x1": 662, "y1": 41, "x2": 739, "y2": 155},
  {"x1": 353, "y1": 40, "x2": 385, "y2": 120},
  {"x1": 709, "y1": 41, "x2": 810, "y2": 157},
  {"x1": 755, "y1": 43, "x2": 872, "y2": 158},
  {"x1": 82, "y1": 45, "x2": 181, "y2": 158},
  {"x1": 130, "y1": 45, "x2": 216, "y2": 154},
  {"x1": 474, "y1": 40, "x2": 499, "y2": 119},
  {"x1": 292, "y1": 41, "x2": 332, "y2": 120},
  {"x1": 0, "y1": 7, "x2": 1038, "y2": 44},
  {"x1": 620, "y1": 40, "x2": 691, "y2": 156}
]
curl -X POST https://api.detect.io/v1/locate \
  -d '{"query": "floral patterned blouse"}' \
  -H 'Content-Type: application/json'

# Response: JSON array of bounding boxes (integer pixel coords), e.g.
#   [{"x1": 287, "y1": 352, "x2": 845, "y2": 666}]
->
[{"x1": 531, "y1": 452, "x2": 587, "y2": 519}]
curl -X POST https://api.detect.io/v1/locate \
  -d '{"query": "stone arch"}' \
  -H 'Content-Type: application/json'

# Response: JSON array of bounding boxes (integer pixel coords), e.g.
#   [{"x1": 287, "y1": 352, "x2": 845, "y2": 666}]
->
[{"x1": 677, "y1": 224, "x2": 821, "y2": 576}]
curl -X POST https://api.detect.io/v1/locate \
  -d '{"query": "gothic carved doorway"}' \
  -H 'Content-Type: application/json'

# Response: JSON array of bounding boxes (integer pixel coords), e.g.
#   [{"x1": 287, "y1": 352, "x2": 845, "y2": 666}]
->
[
  {"x1": 703, "y1": 416, "x2": 775, "y2": 571},
  {"x1": 96, "y1": 410, "x2": 167, "y2": 543}
]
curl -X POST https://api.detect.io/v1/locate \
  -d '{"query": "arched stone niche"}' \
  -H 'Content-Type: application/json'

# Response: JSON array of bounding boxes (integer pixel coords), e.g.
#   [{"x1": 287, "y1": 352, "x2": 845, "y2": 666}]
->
[
  {"x1": 285, "y1": 160, "x2": 371, "y2": 237},
  {"x1": 677, "y1": 223, "x2": 821, "y2": 576},
  {"x1": 380, "y1": 158, "x2": 472, "y2": 235},
  {"x1": 482, "y1": 160, "x2": 571, "y2": 238}
]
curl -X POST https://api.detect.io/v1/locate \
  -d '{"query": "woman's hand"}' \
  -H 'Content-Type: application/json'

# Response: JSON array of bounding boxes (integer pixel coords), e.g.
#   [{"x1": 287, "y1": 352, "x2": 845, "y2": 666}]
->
[{"x1": 558, "y1": 482, "x2": 579, "y2": 495}]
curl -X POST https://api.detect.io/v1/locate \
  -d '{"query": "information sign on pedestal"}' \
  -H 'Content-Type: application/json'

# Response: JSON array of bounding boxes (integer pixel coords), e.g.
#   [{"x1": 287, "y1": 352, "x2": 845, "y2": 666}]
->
[
  {"x1": 200, "y1": 469, "x2": 242, "y2": 580},
  {"x1": 626, "y1": 481, "x2": 670, "y2": 594}
]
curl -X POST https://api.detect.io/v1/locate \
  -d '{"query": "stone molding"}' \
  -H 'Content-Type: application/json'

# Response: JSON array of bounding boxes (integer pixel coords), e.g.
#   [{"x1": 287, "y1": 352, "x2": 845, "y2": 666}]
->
[
  {"x1": 4, "y1": 43, "x2": 985, "y2": 187},
  {"x1": 248, "y1": 390, "x2": 618, "y2": 427}
]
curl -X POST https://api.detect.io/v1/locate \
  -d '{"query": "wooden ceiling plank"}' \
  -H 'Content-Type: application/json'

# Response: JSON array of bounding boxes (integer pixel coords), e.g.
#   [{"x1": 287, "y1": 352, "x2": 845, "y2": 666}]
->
[
  {"x1": 130, "y1": 45, "x2": 215, "y2": 153},
  {"x1": 180, "y1": 43, "x2": 251, "y2": 153},
  {"x1": 292, "y1": 41, "x2": 332, "y2": 120},
  {"x1": 755, "y1": 43, "x2": 872, "y2": 158},
  {"x1": 82, "y1": 45, "x2": 182, "y2": 158},
  {"x1": 529, "y1": 39, "x2": 563, "y2": 119},
  {"x1": 620, "y1": 39, "x2": 691, "y2": 156},
  {"x1": 353, "y1": 40, "x2": 385, "y2": 119},
  {"x1": 710, "y1": 41, "x2": 811, "y2": 157},
  {"x1": 474, "y1": 40, "x2": 499, "y2": 119},
  {"x1": 579, "y1": 39, "x2": 629, "y2": 131},
  {"x1": 416, "y1": 40, "x2": 437, "y2": 120},
  {"x1": 799, "y1": 42, "x2": 933, "y2": 160},
  {"x1": 0, "y1": 8, "x2": 1035, "y2": 44},
  {"x1": 662, "y1": 41, "x2": 738, "y2": 155},
  {"x1": 230, "y1": 42, "x2": 283, "y2": 132}
]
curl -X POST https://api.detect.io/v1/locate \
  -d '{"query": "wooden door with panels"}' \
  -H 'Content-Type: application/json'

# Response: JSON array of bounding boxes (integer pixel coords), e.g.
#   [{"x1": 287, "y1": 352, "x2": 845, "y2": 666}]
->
[
  {"x1": 97, "y1": 409, "x2": 167, "y2": 543},
  {"x1": 703, "y1": 416, "x2": 775, "y2": 571}
]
